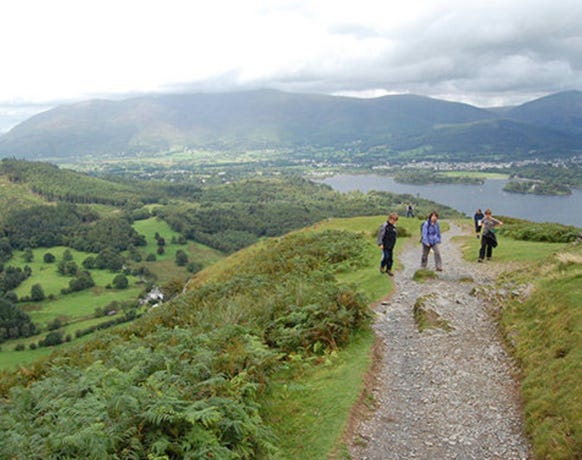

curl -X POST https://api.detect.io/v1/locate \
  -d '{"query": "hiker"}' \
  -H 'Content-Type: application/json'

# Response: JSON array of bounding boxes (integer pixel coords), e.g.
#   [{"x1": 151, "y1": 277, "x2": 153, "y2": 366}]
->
[
  {"x1": 474, "y1": 208, "x2": 484, "y2": 238},
  {"x1": 421, "y1": 211, "x2": 442, "y2": 271},
  {"x1": 406, "y1": 203, "x2": 415, "y2": 217},
  {"x1": 478, "y1": 209, "x2": 503, "y2": 262},
  {"x1": 377, "y1": 212, "x2": 399, "y2": 276}
]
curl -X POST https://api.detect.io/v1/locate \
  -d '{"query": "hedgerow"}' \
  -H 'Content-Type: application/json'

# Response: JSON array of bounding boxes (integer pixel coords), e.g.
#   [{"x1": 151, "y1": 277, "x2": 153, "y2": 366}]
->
[{"x1": 498, "y1": 217, "x2": 580, "y2": 243}]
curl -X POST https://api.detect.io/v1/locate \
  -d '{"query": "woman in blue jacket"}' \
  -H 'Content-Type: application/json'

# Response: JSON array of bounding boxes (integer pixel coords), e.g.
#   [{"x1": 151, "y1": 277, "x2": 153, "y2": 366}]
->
[{"x1": 421, "y1": 211, "x2": 442, "y2": 271}]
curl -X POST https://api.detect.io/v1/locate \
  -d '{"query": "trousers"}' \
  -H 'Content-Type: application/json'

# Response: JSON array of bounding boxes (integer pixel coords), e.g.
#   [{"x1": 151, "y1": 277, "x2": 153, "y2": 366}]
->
[{"x1": 421, "y1": 243, "x2": 442, "y2": 269}]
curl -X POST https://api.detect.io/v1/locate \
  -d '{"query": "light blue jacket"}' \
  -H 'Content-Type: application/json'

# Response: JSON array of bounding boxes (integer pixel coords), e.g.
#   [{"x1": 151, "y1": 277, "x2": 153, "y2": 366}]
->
[{"x1": 422, "y1": 220, "x2": 441, "y2": 246}]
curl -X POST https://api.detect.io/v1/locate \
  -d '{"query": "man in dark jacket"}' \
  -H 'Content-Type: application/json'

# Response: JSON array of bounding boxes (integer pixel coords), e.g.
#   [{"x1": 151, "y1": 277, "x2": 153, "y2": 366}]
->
[{"x1": 377, "y1": 212, "x2": 399, "y2": 276}]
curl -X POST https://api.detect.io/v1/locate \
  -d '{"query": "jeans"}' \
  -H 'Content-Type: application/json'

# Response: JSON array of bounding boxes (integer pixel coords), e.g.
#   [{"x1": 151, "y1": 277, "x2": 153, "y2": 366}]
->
[
  {"x1": 421, "y1": 244, "x2": 442, "y2": 269},
  {"x1": 380, "y1": 248, "x2": 394, "y2": 271}
]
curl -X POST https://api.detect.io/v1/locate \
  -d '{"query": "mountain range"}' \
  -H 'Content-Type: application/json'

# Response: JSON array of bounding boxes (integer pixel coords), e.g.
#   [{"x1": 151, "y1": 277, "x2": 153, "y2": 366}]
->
[{"x1": 0, "y1": 89, "x2": 581, "y2": 161}]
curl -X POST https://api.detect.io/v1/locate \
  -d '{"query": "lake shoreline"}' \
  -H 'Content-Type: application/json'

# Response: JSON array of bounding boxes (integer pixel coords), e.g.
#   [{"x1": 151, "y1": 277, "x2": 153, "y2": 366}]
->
[{"x1": 314, "y1": 173, "x2": 582, "y2": 228}]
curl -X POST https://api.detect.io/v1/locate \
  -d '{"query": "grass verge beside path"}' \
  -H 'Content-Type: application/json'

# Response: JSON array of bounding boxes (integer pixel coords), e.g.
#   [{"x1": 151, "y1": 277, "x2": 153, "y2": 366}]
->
[
  {"x1": 259, "y1": 215, "x2": 419, "y2": 458},
  {"x1": 459, "y1": 221, "x2": 581, "y2": 459}
]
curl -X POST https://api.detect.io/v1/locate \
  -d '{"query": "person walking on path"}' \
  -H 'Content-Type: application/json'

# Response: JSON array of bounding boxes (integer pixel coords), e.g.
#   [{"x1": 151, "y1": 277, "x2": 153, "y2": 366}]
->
[
  {"x1": 406, "y1": 203, "x2": 415, "y2": 217},
  {"x1": 478, "y1": 208, "x2": 503, "y2": 262},
  {"x1": 474, "y1": 208, "x2": 484, "y2": 238},
  {"x1": 421, "y1": 211, "x2": 443, "y2": 271},
  {"x1": 377, "y1": 212, "x2": 399, "y2": 276}
]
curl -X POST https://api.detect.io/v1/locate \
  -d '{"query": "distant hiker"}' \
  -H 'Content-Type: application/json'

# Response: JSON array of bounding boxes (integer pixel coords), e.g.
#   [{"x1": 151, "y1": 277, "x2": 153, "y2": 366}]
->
[
  {"x1": 421, "y1": 211, "x2": 442, "y2": 271},
  {"x1": 377, "y1": 212, "x2": 399, "y2": 276},
  {"x1": 474, "y1": 208, "x2": 485, "y2": 238},
  {"x1": 478, "y1": 209, "x2": 503, "y2": 262},
  {"x1": 406, "y1": 204, "x2": 415, "y2": 217}
]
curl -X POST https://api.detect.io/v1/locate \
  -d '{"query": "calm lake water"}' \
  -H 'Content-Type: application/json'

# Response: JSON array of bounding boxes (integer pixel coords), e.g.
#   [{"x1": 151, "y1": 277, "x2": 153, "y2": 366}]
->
[{"x1": 317, "y1": 174, "x2": 582, "y2": 228}]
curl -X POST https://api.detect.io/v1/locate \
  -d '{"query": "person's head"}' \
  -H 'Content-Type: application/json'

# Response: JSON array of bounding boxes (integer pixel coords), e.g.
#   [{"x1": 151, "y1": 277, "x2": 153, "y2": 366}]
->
[
  {"x1": 388, "y1": 212, "x2": 399, "y2": 224},
  {"x1": 484, "y1": 209, "x2": 492, "y2": 216},
  {"x1": 428, "y1": 211, "x2": 439, "y2": 223},
  {"x1": 477, "y1": 208, "x2": 482, "y2": 213}
]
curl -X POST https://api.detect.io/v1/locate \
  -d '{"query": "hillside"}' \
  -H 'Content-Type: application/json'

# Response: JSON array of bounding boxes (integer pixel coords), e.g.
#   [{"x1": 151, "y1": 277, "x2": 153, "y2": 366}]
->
[
  {"x1": 507, "y1": 90, "x2": 582, "y2": 134},
  {"x1": 1, "y1": 89, "x2": 581, "y2": 162}
]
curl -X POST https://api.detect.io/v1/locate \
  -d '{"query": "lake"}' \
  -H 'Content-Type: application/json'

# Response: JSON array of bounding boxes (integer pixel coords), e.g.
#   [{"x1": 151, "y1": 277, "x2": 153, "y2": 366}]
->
[{"x1": 316, "y1": 174, "x2": 582, "y2": 228}]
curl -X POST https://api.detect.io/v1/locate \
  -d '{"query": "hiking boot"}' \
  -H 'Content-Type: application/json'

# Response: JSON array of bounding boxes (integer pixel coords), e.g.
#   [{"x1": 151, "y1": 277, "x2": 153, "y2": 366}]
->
[
  {"x1": 386, "y1": 270, "x2": 394, "y2": 277},
  {"x1": 477, "y1": 258, "x2": 483, "y2": 263}
]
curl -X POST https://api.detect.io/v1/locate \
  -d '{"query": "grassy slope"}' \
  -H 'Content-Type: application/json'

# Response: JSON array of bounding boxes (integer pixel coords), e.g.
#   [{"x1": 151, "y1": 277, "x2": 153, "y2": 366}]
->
[
  {"x1": 255, "y1": 215, "x2": 420, "y2": 459},
  {"x1": 0, "y1": 175, "x2": 47, "y2": 219},
  {"x1": 458, "y1": 222, "x2": 581, "y2": 459}
]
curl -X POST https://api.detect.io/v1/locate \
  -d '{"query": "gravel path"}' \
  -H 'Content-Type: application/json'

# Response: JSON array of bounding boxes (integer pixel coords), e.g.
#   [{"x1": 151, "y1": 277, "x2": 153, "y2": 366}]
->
[{"x1": 347, "y1": 222, "x2": 531, "y2": 460}]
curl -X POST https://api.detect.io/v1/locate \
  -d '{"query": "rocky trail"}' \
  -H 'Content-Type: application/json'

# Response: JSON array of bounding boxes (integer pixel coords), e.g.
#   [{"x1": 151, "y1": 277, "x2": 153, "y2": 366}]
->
[{"x1": 347, "y1": 222, "x2": 531, "y2": 460}]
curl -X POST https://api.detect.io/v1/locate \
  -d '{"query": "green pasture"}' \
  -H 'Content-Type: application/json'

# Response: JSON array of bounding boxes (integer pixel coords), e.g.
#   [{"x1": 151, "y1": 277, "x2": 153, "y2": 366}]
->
[
  {"x1": 132, "y1": 216, "x2": 224, "y2": 283},
  {"x1": 442, "y1": 171, "x2": 509, "y2": 180},
  {"x1": 0, "y1": 315, "x2": 142, "y2": 371},
  {"x1": 12, "y1": 246, "x2": 141, "y2": 299}
]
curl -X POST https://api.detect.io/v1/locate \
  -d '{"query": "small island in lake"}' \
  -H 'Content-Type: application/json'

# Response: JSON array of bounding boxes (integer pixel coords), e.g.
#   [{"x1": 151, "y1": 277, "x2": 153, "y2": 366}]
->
[
  {"x1": 393, "y1": 170, "x2": 485, "y2": 185},
  {"x1": 503, "y1": 180, "x2": 572, "y2": 196}
]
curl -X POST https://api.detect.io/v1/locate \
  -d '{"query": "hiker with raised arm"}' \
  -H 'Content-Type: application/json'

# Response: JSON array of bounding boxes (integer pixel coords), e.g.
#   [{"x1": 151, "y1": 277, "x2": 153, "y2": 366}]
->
[{"x1": 478, "y1": 208, "x2": 503, "y2": 262}]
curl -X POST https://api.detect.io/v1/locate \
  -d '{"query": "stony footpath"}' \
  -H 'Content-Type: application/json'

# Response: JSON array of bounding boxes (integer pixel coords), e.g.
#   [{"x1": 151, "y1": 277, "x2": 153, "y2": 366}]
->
[{"x1": 347, "y1": 222, "x2": 531, "y2": 460}]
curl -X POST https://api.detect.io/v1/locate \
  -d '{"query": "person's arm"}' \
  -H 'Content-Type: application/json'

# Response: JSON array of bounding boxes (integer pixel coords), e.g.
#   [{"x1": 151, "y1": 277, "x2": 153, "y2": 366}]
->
[
  {"x1": 421, "y1": 221, "x2": 429, "y2": 245},
  {"x1": 377, "y1": 224, "x2": 386, "y2": 247}
]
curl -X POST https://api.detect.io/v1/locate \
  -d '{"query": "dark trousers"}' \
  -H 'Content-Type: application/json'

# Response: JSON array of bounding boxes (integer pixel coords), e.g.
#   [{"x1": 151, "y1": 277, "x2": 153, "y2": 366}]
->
[
  {"x1": 381, "y1": 248, "x2": 394, "y2": 270},
  {"x1": 479, "y1": 239, "x2": 493, "y2": 259}
]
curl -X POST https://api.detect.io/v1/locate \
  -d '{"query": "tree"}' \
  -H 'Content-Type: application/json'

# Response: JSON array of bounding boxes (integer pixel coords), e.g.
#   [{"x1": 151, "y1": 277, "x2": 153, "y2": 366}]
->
[
  {"x1": 82, "y1": 256, "x2": 96, "y2": 269},
  {"x1": 0, "y1": 238, "x2": 12, "y2": 263},
  {"x1": 187, "y1": 261, "x2": 203, "y2": 274},
  {"x1": 112, "y1": 274, "x2": 129, "y2": 289},
  {"x1": 175, "y1": 250, "x2": 189, "y2": 267},
  {"x1": 30, "y1": 283, "x2": 45, "y2": 302},
  {"x1": 95, "y1": 248, "x2": 124, "y2": 271},
  {"x1": 43, "y1": 252, "x2": 56, "y2": 263},
  {"x1": 23, "y1": 248, "x2": 34, "y2": 263}
]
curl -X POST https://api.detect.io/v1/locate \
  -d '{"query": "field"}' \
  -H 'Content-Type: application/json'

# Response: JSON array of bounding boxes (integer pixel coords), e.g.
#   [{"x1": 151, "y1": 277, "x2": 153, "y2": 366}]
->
[{"x1": 0, "y1": 217, "x2": 225, "y2": 370}]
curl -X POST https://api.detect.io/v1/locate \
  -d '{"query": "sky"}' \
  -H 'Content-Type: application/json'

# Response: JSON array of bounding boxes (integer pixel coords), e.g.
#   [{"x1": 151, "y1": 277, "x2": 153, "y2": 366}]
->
[{"x1": 1, "y1": 0, "x2": 582, "y2": 131}]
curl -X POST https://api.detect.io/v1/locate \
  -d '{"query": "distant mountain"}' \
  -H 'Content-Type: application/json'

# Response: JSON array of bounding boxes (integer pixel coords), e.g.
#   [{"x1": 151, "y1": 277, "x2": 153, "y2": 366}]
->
[
  {"x1": 0, "y1": 89, "x2": 580, "y2": 161},
  {"x1": 506, "y1": 90, "x2": 582, "y2": 135}
]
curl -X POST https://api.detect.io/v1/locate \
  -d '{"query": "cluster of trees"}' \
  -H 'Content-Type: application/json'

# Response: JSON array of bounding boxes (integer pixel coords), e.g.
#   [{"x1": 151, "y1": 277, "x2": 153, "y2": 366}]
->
[
  {"x1": 0, "y1": 265, "x2": 31, "y2": 294},
  {"x1": 2, "y1": 203, "x2": 146, "y2": 254},
  {"x1": 155, "y1": 176, "x2": 462, "y2": 254},
  {"x1": 0, "y1": 297, "x2": 37, "y2": 343},
  {"x1": 0, "y1": 159, "x2": 151, "y2": 206}
]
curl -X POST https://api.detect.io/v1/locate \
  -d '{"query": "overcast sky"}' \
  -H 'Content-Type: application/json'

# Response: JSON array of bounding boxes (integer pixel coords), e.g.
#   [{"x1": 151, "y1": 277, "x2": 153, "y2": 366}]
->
[{"x1": 1, "y1": 0, "x2": 581, "y2": 131}]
